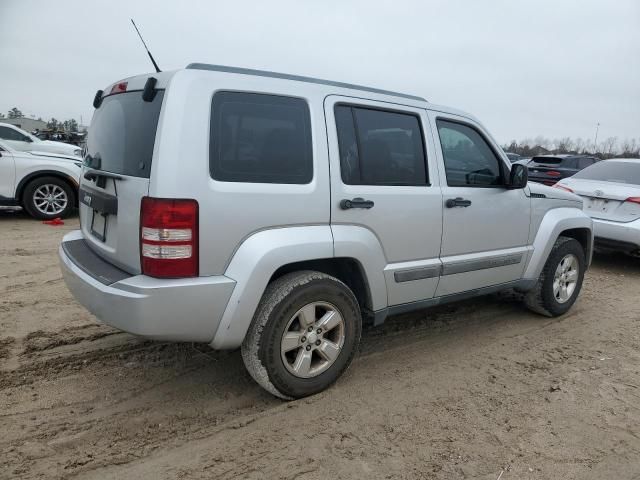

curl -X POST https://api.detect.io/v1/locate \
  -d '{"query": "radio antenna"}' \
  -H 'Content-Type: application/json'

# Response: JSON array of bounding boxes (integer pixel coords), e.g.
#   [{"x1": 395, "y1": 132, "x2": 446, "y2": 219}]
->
[{"x1": 130, "y1": 19, "x2": 161, "y2": 73}]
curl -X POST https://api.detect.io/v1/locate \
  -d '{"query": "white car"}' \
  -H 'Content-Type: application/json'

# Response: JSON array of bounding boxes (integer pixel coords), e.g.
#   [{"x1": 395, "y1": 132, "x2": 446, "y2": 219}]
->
[
  {"x1": 0, "y1": 122, "x2": 82, "y2": 158},
  {"x1": 0, "y1": 140, "x2": 81, "y2": 219},
  {"x1": 555, "y1": 159, "x2": 640, "y2": 256}
]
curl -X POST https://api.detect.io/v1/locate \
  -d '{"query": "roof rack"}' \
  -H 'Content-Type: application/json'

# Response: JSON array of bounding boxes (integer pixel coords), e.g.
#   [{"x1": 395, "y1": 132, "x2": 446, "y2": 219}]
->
[{"x1": 186, "y1": 63, "x2": 427, "y2": 102}]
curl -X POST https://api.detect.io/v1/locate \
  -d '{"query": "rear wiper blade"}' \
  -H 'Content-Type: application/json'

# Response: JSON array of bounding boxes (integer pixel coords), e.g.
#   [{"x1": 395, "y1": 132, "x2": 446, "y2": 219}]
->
[{"x1": 83, "y1": 168, "x2": 125, "y2": 181}]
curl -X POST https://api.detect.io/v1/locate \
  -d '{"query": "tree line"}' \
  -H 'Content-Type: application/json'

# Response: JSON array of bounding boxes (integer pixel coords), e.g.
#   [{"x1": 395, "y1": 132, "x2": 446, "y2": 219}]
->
[
  {"x1": 0, "y1": 107, "x2": 81, "y2": 133},
  {"x1": 503, "y1": 136, "x2": 640, "y2": 159}
]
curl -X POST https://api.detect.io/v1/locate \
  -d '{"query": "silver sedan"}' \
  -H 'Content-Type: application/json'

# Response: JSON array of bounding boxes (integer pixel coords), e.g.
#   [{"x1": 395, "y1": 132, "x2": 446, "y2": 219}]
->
[{"x1": 554, "y1": 159, "x2": 640, "y2": 256}]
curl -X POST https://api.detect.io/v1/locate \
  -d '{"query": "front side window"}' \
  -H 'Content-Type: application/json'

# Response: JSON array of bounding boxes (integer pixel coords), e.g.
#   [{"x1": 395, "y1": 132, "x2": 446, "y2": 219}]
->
[
  {"x1": 335, "y1": 105, "x2": 427, "y2": 186},
  {"x1": 210, "y1": 92, "x2": 313, "y2": 184},
  {"x1": 436, "y1": 120, "x2": 504, "y2": 187}
]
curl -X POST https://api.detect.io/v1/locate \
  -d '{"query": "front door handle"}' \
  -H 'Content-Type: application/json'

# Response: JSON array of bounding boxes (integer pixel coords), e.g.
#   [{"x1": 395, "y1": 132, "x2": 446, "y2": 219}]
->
[
  {"x1": 445, "y1": 197, "x2": 472, "y2": 208},
  {"x1": 340, "y1": 197, "x2": 375, "y2": 210}
]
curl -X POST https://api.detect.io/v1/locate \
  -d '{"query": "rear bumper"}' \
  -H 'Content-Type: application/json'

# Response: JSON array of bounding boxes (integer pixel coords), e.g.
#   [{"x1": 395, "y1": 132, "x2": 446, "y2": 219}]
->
[
  {"x1": 59, "y1": 230, "x2": 236, "y2": 342},
  {"x1": 592, "y1": 218, "x2": 640, "y2": 253}
]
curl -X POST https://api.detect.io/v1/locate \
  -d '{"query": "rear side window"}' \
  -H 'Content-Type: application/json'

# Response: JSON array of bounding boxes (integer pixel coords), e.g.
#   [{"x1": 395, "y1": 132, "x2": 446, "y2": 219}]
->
[
  {"x1": 335, "y1": 105, "x2": 427, "y2": 186},
  {"x1": 210, "y1": 92, "x2": 313, "y2": 184},
  {"x1": 86, "y1": 91, "x2": 164, "y2": 178}
]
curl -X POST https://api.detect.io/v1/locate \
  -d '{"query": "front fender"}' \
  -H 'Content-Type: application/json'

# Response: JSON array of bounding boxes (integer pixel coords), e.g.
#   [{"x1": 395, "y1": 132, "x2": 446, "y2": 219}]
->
[
  {"x1": 210, "y1": 226, "x2": 334, "y2": 349},
  {"x1": 523, "y1": 207, "x2": 593, "y2": 280}
]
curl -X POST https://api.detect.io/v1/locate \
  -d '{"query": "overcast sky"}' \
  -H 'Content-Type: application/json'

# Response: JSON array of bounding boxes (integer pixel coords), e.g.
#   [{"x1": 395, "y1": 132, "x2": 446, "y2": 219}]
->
[{"x1": 1, "y1": 0, "x2": 638, "y2": 144}]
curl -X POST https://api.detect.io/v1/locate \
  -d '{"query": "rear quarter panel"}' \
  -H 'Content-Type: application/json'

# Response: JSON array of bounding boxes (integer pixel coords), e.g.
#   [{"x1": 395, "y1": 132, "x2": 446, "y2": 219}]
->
[{"x1": 150, "y1": 70, "x2": 331, "y2": 276}]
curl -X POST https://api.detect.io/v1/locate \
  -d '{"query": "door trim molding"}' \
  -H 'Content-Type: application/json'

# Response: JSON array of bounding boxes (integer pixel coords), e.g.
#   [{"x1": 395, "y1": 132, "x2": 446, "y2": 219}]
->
[
  {"x1": 394, "y1": 265, "x2": 441, "y2": 283},
  {"x1": 441, "y1": 253, "x2": 523, "y2": 276}
]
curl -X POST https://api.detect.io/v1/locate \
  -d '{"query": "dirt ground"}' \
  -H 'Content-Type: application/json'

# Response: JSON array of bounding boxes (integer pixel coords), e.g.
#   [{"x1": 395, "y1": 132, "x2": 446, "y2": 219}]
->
[{"x1": 1, "y1": 212, "x2": 639, "y2": 480}]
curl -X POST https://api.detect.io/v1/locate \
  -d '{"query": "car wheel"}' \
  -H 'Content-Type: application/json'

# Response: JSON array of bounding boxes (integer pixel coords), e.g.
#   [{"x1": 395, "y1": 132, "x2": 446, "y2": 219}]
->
[
  {"x1": 22, "y1": 176, "x2": 75, "y2": 220},
  {"x1": 524, "y1": 236, "x2": 586, "y2": 317},
  {"x1": 242, "y1": 271, "x2": 362, "y2": 399}
]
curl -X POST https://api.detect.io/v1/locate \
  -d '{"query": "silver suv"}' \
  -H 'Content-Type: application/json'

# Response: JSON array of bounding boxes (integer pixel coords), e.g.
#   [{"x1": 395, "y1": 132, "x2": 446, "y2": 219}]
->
[{"x1": 59, "y1": 64, "x2": 593, "y2": 399}]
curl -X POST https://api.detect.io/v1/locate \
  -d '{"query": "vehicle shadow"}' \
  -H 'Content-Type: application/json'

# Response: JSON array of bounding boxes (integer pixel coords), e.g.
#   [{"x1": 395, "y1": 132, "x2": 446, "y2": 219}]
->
[
  {"x1": 0, "y1": 209, "x2": 79, "y2": 221},
  {"x1": 591, "y1": 251, "x2": 640, "y2": 274}
]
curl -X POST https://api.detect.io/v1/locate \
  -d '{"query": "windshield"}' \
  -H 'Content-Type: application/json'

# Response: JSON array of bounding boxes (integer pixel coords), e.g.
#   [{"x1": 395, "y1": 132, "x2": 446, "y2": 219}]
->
[
  {"x1": 85, "y1": 90, "x2": 164, "y2": 178},
  {"x1": 573, "y1": 161, "x2": 640, "y2": 185}
]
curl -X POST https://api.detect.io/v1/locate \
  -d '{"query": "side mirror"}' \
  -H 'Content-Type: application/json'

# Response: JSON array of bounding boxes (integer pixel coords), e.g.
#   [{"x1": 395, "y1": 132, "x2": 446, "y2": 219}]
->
[{"x1": 508, "y1": 163, "x2": 528, "y2": 189}]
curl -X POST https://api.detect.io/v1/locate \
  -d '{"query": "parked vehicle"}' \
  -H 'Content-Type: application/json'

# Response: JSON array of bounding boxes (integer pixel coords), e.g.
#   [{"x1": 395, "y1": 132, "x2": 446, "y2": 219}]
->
[
  {"x1": 0, "y1": 123, "x2": 82, "y2": 158},
  {"x1": 34, "y1": 129, "x2": 86, "y2": 147},
  {"x1": 59, "y1": 64, "x2": 593, "y2": 399},
  {"x1": 0, "y1": 141, "x2": 81, "y2": 219},
  {"x1": 554, "y1": 159, "x2": 640, "y2": 256},
  {"x1": 526, "y1": 154, "x2": 600, "y2": 185},
  {"x1": 505, "y1": 152, "x2": 522, "y2": 163}
]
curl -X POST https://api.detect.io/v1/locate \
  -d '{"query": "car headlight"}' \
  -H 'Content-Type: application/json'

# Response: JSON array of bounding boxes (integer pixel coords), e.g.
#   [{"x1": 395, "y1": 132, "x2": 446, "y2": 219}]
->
[{"x1": 73, "y1": 148, "x2": 82, "y2": 156}]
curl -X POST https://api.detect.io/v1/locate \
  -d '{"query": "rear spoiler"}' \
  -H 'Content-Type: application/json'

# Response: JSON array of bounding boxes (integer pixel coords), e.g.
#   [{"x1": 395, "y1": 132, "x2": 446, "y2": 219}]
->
[{"x1": 92, "y1": 77, "x2": 158, "y2": 109}]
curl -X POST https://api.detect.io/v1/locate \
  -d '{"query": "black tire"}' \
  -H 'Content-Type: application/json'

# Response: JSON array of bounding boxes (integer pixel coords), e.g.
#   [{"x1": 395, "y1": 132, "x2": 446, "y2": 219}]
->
[
  {"x1": 22, "y1": 176, "x2": 75, "y2": 220},
  {"x1": 241, "y1": 271, "x2": 362, "y2": 399},
  {"x1": 524, "y1": 236, "x2": 586, "y2": 317}
]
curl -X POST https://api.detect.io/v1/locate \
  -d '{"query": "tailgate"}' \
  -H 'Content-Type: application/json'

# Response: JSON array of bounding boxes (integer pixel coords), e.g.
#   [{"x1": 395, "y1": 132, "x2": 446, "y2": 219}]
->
[{"x1": 80, "y1": 87, "x2": 164, "y2": 273}]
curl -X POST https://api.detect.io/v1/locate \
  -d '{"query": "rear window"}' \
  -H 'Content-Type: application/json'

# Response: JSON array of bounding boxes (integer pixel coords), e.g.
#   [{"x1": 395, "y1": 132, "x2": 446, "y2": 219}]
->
[
  {"x1": 531, "y1": 157, "x2": 562, "y2": 164},
  {"x1": 573, "y1": 161, "x2": 640, "y2": 185},
  {"x1": 210, "y1": 92, "x2": 313, "y2": 184},
  {"x1": 85, "y1": 91, "x2": 164, "y2": 178}
]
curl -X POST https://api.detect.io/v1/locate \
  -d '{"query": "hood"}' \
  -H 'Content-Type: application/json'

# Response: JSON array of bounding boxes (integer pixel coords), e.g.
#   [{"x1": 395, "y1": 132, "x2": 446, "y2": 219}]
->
[
  {"x1": 40, "y1": 140, "x2": 81, "y2": 155},
  {"x1": 26, "y1": 150, "x2": 82, "y2": 162},
  {"x1": 528, "y1": 182, "x2": 582, "y2": 204}
]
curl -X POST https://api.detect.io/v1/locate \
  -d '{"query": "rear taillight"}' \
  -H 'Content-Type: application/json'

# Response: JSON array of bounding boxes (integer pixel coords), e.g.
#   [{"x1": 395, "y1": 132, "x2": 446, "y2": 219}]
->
[
  {"x1": 625, "y1": 197, "x2": 640, "y2": 205},
  {"x1": 140, "y1": 197, "x2": 198, "y2": 278},
  {"x1": 546, "y1": 171, "x2": 562, "y2": 177},
  {"x1": 553, "y1": 184, "x2": 574, "y2": 193}
]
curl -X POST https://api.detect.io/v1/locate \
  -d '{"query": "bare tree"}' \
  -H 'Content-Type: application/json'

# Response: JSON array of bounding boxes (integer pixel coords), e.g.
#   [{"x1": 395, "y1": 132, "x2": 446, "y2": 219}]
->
[{"x1": 602, "y1": 137, "x2": 618, "y2": 156}]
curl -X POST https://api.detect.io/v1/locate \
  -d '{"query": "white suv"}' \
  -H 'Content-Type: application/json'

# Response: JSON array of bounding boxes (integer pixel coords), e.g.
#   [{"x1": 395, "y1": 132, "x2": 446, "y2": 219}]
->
[
  {"x1": 59, "y1": 64, "x2": 593, "y2": 399},
  {"x1": 0, "y1": 141, "x2": 81, "y2": 219},
  {"x1": 0, "y1": 122, "x2": 82, "y2": 158}
]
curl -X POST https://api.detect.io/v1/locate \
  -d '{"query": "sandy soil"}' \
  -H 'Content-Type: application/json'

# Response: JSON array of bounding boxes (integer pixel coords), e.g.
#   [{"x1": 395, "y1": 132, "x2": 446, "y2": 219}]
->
[{"x1": 1, "y1": 212, "x2": 640, "y2": 480}]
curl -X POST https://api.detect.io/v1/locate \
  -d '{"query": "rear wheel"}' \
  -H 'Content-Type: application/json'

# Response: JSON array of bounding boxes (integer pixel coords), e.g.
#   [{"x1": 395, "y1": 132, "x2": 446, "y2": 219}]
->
[
  {"x1": 524, "y1": 236, "x2": 585, "y2": 316},
  {"x1": 22, "y1": 176, "x2": 75, "y2": 220},
  {"x1": 241, "y1": 271, "x2": 362, "y2": 399}
]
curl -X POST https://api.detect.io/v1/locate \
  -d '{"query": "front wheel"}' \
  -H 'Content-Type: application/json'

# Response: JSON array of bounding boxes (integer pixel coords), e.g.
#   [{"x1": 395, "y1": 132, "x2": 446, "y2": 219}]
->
[
  {"x1": 524, "y1": 236, "x2": 586, "y2": 317},
  {"x1": 242, "y1": 271, "x2": 362, "y2": 399}
]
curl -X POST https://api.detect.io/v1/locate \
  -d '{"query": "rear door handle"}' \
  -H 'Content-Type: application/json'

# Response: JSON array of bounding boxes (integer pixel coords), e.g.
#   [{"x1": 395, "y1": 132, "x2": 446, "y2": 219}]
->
[
  {"x1": 445, "y1": 197, "x2": 472, "y2": 208},
  {"x1": 340, "y1": 197, "x2": 375, "y2": 210}
]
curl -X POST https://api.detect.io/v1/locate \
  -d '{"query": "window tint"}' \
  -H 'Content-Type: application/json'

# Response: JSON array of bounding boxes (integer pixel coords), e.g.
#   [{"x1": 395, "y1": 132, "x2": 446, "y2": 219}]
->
[
  {"x1": 210, "y1": 92, "x2": 312, "y2": 184},
  {"x1": 0, "y1": 126, "x2": 28, "y2": 142},
  {"x1": 573, "y1": 161, "x2": 640, "y2": 185},
  {"x1": 335, "y1": 105, "x2": 427, "y2": 186},
  {"x1": 86, "y1": 91, "x2": 164, "y2": 178},
  {"x1": 436, "y1": 120, "x2": 503, "y2": 187}
]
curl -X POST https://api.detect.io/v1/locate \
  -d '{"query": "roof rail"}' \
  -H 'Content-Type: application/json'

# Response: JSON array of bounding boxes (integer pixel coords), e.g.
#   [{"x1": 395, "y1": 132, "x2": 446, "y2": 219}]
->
[{"x1": 186, "y1": 63, "x2": 427, "y2": 102}]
